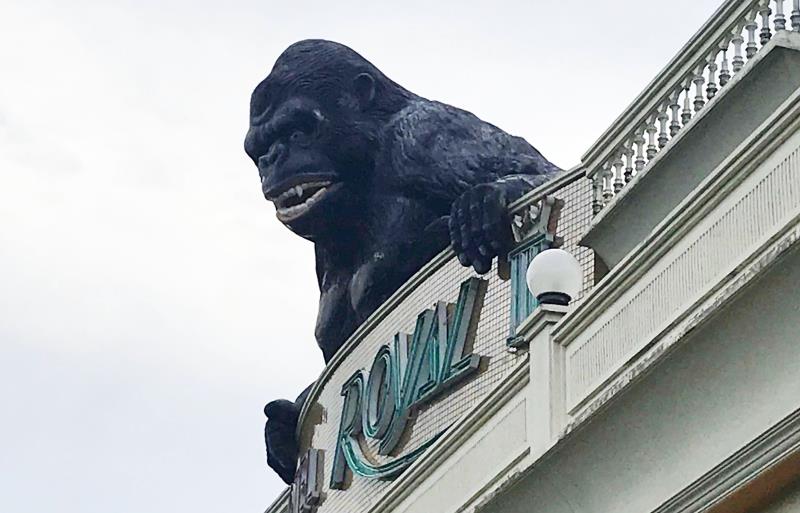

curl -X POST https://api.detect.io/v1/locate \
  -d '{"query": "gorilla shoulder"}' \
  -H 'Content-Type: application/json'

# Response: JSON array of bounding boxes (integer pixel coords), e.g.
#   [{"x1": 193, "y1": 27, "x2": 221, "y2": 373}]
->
[{"x1": 381, "y1": 99, "x2": 558, "y2": 205}]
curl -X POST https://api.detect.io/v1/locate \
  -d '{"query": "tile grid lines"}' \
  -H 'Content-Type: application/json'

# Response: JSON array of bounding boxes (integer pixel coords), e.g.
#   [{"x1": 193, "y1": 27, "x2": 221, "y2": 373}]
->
[{"x1": 305, "y1": 177, "x2": 594, "y2": 513}]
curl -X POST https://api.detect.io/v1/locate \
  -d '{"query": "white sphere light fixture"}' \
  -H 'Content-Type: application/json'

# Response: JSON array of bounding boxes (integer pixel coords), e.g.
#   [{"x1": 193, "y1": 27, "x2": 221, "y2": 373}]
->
[{"x1": 526, "y1": 248, "x2": 583, "y2": 306}]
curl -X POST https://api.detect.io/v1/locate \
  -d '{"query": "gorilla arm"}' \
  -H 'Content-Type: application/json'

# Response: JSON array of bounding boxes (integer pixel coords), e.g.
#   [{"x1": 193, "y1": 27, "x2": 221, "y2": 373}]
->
[{"x1": 385, "y1": 99, "x2": 561, "y2": 273}]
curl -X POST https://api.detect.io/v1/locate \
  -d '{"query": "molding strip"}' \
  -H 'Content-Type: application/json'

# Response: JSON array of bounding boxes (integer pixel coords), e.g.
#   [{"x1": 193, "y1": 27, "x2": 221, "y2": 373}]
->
[{"x1": 653, "y1": 406, "x2": 800, "y2": 513}]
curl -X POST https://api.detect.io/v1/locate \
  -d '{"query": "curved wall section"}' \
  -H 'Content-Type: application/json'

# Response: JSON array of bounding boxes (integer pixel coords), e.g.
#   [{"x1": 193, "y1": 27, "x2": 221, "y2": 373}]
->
[
  {"x1": 288, "y1": 174, "x2": 593, "y2": 513},
  {"x1": 300, "y1": 256, "x2": 514, "y2": 513}
]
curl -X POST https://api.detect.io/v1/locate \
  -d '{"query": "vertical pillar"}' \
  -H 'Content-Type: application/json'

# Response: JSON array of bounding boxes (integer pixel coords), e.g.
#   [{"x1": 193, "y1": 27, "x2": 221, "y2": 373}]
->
[{"x1": 525, "y1": 304, "x2": 569, "y2": 458}]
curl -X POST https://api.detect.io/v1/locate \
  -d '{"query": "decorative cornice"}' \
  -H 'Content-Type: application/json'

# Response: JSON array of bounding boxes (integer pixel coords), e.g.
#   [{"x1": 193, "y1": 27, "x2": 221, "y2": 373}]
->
[
  {"x1": 512, "y1": 304, "x2": 569, "y2": 348},
  {"x1": 652, "y1": 406, "x2": 800, "y2": 513},
  {"x1": 580, "y1": 0, "x2": 759, "y2": 171},
  {"x1": 564, "y1": 216, "x2": 800, "y2": 429},
  {"x1": 589, "y1": 32, "x2": 800, "y2": 228},
  {"x1": 553, "y1": 80, "x2": 800, "y2": 347},
  {"x1": 474, "y1": 403, "x2": 800, "y2": 513}
]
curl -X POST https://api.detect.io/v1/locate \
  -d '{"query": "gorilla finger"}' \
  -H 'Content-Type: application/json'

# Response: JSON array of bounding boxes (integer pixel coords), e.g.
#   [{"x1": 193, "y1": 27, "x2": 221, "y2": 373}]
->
[
  {"x1": 481, "y1": 192, "x2": 495, "y2": 239},
  {"x1": 489, "y1": 236, "x2": 506, "y2": 252},
  {"x1": 455, "y1": 195, "x2": 472, "y2": 252},
  {"x1": 459, "y1": 204, "x2": 472, "y2": 250},
  {"x1": 474, "y1": 226, "x2": 496, "y2": 259},
  {"x1": 448, "y1": 215, "x2": 463, "y2": 253},
  {"x1": 482, "y1": 192, "x2": 512, "y2": 253},
  {"x1": 462, "y1": 243, "x2": 481, "y2": 265},
  {"x1": 468, "y1": 189, "x2": 482, "y2": 234},
  {"x1": 472, "y1": 256, "x2": 492, "y2": 275},
  {"x1": 482, "y1": 189, "x2": 507, "y2": 230},
  {"x1": 458, "y1": 252, "x2": 472, "y2": 267},
  {"x1": 477, "y1": 228, "x2": 500, "y2": 260},
  {"x1": 493, "y1": 226, "x2": 514, "y2": 255}
]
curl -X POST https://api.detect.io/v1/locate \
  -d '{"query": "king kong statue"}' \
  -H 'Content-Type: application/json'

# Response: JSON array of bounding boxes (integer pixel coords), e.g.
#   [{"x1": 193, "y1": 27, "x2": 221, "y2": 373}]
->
[{"x1": 244, "y1": 39, "x2": 561, "y2": 484}]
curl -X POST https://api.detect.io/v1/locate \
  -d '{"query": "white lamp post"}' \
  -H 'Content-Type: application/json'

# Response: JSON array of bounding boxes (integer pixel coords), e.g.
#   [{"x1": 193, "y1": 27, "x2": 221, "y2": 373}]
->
[{"x1": 526, "y1": 248, "x2": 583, "y2": 306}]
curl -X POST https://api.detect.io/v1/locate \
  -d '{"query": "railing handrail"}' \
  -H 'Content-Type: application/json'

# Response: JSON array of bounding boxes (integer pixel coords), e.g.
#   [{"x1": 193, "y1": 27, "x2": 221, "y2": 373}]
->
[
  {"x1": 263, "y1": 487, "x2": 290, "y2": 513},
  {"x1": 581, "y1": 0, "x2": 759, "y2": 176},
  {"x1": 508, "y1": 164, "x2": 585, "y2": 214}
]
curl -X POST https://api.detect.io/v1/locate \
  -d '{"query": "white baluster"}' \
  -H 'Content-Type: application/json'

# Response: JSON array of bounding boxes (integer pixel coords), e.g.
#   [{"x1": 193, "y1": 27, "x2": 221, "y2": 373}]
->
[
  {"x1": 760, "y1": 2, "x2": 773, "y2": 44},
  {"x1": 602, "y1": 164, "x2": 614, "y2": 204},
  {"x1": 693, "y1": 64, "x2": 706, "y2": 113},
  {"x1": 719, "y1": 47, "x2": 732, "y2": 86},
  {"x1": 746, "y1": 13, "x2": 759, "y2": 58},
  {"x1": 646, "y1": 115, "x2": 658, "y2": 160},
  {"x1": 657, "y1": 105, "x2": 669, "y2": 148},
  {"x1": 623, "y1": 147, "x2": 634, "y2": 183},
  {"x1": 633, "y1": 129, "x2": 646, "y2": 172},
  {"x1": 668, "y1": 90, "x2": 682, "y2": 136},
  {"x1": 592, "y1": 173, "x2": 603, "y2": 215},
  {"x1": 706, "y1": 51, "x2": 719, "y2": 100},
  {"x1": 681, "y1": 82, "x2": 693, "y2": 126},
  {"x1": 775, "y1": 0, "x2": 787, "y2": 31},
  {"x1": 792, "y1": 0, "x2": 800, "y2": 31},
  {"x1": 612, "y1": 153, "x2": 625, "y2": 193},
  {"x1": 732, "y1": 30, "x2": 745, "y2": 72}
]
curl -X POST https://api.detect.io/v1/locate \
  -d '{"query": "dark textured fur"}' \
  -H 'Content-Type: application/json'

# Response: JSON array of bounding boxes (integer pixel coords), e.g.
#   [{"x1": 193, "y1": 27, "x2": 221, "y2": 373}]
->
[{"x1": 245, "y1": 39, "x2": 560, "y2": 484}]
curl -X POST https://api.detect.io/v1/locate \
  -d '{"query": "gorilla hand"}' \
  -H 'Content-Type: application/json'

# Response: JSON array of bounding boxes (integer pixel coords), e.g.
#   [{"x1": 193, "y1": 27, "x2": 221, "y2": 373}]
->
[
  {"x1": 263, "y1": 399, "x2": 301, "y2": 484},
  {"x1": 449, "y1": 175, "x2": 553, "y2": 274},
  {"x1": 448, "y1": 183, "x2": 512, "y2": 274}
]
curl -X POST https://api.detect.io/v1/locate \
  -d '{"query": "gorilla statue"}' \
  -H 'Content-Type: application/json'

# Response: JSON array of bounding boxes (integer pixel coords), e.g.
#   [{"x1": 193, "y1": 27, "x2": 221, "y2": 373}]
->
[{"x1": 244, "y1": 39, "x2": 560, "y2": 484}]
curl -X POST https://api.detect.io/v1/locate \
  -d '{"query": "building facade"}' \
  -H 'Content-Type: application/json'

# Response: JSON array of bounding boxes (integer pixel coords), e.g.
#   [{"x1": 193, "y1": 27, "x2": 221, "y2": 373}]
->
[{"x1": 267, "y1": 1, "x2": 800, "y2": 512}]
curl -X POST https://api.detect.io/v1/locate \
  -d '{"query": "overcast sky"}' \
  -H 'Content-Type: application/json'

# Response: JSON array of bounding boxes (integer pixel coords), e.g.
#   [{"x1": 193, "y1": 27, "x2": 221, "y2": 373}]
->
[{"x1": 0, "y1": 1, "x2": 723, "y2": 511}]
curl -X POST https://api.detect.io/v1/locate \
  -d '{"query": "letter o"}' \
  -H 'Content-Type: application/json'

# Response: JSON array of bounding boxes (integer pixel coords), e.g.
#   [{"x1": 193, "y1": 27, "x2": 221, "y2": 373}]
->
[{"x1": 364, "y1": 345, "x2": 395, "y2": 439}]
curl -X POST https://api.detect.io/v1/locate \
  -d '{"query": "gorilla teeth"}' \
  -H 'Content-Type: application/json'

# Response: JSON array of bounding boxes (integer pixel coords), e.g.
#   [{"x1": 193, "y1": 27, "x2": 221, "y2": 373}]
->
[
  {"x1": 275, "y1": 180, "x2": 332, "y2": 207},
  {"x1": 276, "y1": 186, "x2": 329, "y2": 220}
]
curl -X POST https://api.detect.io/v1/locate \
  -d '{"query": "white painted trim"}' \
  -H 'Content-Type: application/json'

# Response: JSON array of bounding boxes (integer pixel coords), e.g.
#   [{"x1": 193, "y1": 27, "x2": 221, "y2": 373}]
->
[
  {"x1": 581, "y1": 0, "x2": 759, "y2": 171},
  {"x1": 654, "y1": 406, "x2": 800, "y2": 513},
  {"x1": 514, "y1": 303, "x2": 569, "y2": 344},
  {"x1": 565, "y1": 216, "x2": 800, "y2": 430},
  {"x1": 263, "y1": 487, "x2": 290, "y2": 513},
  {"x1": 466, "y1": 402, "x2": 800, "y2": 513},
  {"x1": 553, "y1": 77, "x2": 800, "y2": 347},
  {"x1": 589, "y1": 32, "x2": 800, "y2": 228},
  {"x1": 508, "y1": 165, "x2": 585, "y2": 215},
  {"x1": 363, "y1": 357, "x2": 530, "y2": 513}
]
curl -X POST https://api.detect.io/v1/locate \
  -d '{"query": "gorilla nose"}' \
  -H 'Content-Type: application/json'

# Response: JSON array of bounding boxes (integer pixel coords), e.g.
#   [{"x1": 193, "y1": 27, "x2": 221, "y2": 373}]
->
[
  {"x1": 263, "y1": 142, "x2": 286, "y2": 166},
  {"x1": 257, "y1": 144, "x2": 286, "y2": 192}
]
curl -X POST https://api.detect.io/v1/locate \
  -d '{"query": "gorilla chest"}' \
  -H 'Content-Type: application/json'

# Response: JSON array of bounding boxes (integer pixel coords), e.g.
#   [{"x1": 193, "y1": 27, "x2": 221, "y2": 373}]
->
[
  {"x1": 315, "y1": 242, "x2": 436, "y2": 358},
  {"x1": 316, "y1": 253, "x2": 401, "y2": 342},
  {"x1": 314, "y1": 198, "x2": 449, "y2": 358}
]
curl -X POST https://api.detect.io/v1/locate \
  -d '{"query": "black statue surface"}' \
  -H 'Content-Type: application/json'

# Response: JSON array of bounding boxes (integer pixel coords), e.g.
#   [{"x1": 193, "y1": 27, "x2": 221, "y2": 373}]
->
[{"x1": 244, "y1": 39, "x2": 560, "y2": 484}]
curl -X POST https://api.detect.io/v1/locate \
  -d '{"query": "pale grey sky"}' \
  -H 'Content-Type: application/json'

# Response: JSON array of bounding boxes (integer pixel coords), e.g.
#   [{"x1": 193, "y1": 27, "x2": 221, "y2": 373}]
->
[{"x1": 0, "y1": 1, "x2": 721, "y2": 511}]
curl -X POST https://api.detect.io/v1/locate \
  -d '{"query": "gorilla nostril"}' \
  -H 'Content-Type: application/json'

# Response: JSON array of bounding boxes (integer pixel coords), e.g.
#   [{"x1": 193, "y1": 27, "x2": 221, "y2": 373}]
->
[{"x1": 265, "y1": 142, "x2": 286, "y2": 166}]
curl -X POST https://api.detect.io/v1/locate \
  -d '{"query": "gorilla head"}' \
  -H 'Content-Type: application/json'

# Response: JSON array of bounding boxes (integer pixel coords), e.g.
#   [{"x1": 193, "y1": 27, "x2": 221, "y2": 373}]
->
[{"x1": 244, "y1": 40, "x2": 415, "y2": 240}]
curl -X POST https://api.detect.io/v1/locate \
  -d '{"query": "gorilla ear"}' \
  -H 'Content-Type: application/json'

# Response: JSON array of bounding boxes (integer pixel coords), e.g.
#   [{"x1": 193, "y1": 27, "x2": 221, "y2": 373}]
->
[{"x1": 353, "y1": 72, "x2": 376, "y2": 109}]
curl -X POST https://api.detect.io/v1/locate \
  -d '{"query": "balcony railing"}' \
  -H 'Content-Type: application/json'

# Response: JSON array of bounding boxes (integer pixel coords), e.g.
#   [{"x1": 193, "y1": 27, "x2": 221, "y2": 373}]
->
[{"x1": 586, "y1": 0, "x2": 800, "y2": 216}]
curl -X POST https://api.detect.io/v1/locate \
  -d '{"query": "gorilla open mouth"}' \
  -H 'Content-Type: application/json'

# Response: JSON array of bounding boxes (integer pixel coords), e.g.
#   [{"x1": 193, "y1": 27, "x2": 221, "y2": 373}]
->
[{"x1": 271, "y1": 179, "x2": 342, "y2": 223}]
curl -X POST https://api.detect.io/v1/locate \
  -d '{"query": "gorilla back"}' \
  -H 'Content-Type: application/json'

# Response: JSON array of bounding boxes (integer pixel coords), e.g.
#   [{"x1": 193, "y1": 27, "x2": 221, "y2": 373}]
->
[{"x1": 245, "y1": 39, "x2": 560, "y2": 484}]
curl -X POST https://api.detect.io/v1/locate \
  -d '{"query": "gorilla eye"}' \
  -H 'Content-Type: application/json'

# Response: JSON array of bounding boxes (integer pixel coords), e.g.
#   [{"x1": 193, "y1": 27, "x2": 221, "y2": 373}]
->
[{"x1": 290, "y1": 130, "x2": 309, "y2": 145}]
